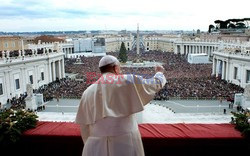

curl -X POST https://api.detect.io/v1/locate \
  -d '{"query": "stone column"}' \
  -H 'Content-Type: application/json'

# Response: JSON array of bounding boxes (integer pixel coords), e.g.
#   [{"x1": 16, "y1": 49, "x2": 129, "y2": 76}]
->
[
  {"x1": 9, "y1": 71, "x2": 14, "y2": 97},
  {"x1": 212, "y1": 58, "x2": 216, "y2": 75},
  {"x1": 240, "y1": 64, "x2": 245, "y2": 87},
  {"x1": 6, "y1": 51, "x2": 10, "y2": 59},
  {"x1": 52, "y1": 61, "x2": 56, "y2": 81},
  {"x1": 225, "y1": 61, "x2": 229, "y2": 81},
  {"x1": 34, "y1": 65, "x2": 38, "y2": 89},
  {"x1": 21, "y1": 68, "x2": 26, "y2": 93},
  {"x1": 1, "y1": 51, "x2": 3, "y2": 59},
  {"x1": 61, "y1": 58, "x2": 65, "y2": 78},
  {"x1": 43, "y1": 48, "x2": 46, "y2": 55},
  {"x1": 18, "y1": 50, "x2": 22, "y2": 58},
  {"x1": 21, "y1": 49, "x2": 25, "y2": 59},
  {"x1": 174, "y1": 45, "x2": 178, "y2": 54},
  {"x1": 180, "y1": 45, "x2": 184, "y2": 55},
  {"x1": 216, "y1": 59, "x2": 219, "y2": 77},
  {"x1": 222, "y1": 61, "x2": 225, "y2": 79},
  {"x1": 58, "y1": 60, "x2": 62, "y2": 79},
  {"x1": 4, "y1": 71, "x2": 11, "y2": 99},
  {"x1": 31, "y1": 49, "x2": 35, "y2": 57},
  {"x1": 48, "y1": 62, "x2": 52, "y2": 83},
  {"x1": 63, "y1": 48, "x2": 66, "y2": 57}
]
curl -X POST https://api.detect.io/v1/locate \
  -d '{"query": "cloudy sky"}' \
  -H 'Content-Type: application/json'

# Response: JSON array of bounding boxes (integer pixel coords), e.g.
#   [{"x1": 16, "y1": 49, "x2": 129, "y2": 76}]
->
[{"x1": 0, "y1": 0, "x2": 249, "y2": 32}]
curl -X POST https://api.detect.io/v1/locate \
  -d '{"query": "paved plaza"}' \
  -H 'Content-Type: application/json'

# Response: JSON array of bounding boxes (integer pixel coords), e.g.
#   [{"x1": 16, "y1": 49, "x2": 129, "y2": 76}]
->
[
  {"x1": 44, "y1": 98, "x2": 234, "y2": 114},
  {"x1": 36, "y1": 98, "x2": 235, "y2": 123}
]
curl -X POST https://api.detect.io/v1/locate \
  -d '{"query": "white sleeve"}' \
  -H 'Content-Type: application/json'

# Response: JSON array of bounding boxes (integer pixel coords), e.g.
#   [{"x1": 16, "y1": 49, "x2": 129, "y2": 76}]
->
[{"x1": 132, "y1": 72, "x2": 166, "y2": 105}]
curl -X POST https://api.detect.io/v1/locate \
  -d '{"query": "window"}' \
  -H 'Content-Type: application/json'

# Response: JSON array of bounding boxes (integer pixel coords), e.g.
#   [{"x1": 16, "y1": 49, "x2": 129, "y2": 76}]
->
[
  {"x1": 15, "y1": 79, "x2": 20, "y2": 90},
  {"x1": 127, "y1": 42, "x2": 129, "y2": 46},
  {"x1": 246, "y1": 70, "x2": 250, "y2": 83},
  {"x1": 12, "y1": 41, "x2": 15, "y2": 47},
  {"x1": 41, "y1": 72, "x2": 44, "y2": 81},
  {"x1": 147, "y1": 42, "x2": 149, "y2": 46},
  {"x1": 29, "y1": 75, "x2": 33, "y2": 84},
  {"x1": 4, "y1": 42, "x2": 8, "y2": 48},
  {"x1": 234, "y1": 67, "x2": 238, "y2": 79},
  {"x1": 0, "y1": 83, "x2": 3, "y2": 95}
]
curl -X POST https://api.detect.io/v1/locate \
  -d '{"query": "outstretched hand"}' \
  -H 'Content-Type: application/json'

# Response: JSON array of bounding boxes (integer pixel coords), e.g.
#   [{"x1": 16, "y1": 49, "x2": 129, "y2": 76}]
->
[{"x1": 155, "y1": 65, "x2": 165, "y2": 73}]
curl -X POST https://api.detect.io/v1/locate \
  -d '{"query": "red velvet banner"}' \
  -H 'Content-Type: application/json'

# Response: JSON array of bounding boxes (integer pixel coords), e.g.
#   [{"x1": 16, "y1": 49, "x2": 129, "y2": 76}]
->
[{"x1": 16, "y1": 122, "x2": 247, "y2": 156}]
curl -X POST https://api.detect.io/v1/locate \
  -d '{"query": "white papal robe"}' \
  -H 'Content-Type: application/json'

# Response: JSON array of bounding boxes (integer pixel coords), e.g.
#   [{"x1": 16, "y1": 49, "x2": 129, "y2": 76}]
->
[{"x1": 75, "y1": 72, "x2": 166, "y2": 156}]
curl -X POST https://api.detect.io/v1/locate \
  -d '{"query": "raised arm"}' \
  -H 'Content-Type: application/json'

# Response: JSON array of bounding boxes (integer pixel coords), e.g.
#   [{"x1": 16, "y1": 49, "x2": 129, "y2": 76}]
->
[{"x1": 132, "y1": 65, "x2": 167, "y2": 105}]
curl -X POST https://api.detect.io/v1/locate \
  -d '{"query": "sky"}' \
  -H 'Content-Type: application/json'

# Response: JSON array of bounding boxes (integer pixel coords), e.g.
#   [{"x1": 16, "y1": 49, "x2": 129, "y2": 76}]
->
[{"x1": 0, "y1": 0, "x2": 249, "y2": 32}]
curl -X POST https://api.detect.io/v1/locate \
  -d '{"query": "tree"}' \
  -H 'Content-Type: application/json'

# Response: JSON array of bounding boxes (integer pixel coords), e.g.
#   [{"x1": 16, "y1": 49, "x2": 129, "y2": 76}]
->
[
  {"x1": 227, "y1": 23, "x2": 236, "y2": 29},
  {"x1": 236, "y1": 22, "x2": 246, "y2": 29},
  {"x1": 208, "y1": 24, "x2": 215, "y2": 33},
  {"x1": 118, "y1": 42, "x2": 127, "y2": 63},
  {"x1": 214, "y1": 20, "x2": 229, "y2": 29}
]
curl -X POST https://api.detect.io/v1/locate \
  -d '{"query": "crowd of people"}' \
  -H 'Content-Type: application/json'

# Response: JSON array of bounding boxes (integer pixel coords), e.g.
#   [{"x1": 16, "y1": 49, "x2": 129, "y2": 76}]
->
[
  {"x1": 6, "y1": 93, "x2": 27, "y2": 109},
  {"x1": 35, "y1": 78, "x2": 88, "y2": 99},
  {"x1": 155, "y1": 76, "x2": 243, "y2": 100},
  {"x1": 37, "y1": 50, "x2": 244, "y2": 101}
]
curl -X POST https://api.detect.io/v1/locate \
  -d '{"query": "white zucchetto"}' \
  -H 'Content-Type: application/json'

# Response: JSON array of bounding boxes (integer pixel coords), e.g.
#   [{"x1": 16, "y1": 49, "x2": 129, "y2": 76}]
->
[{"x1": 99, "y1": 55, "x2": 119, "y2": 67}]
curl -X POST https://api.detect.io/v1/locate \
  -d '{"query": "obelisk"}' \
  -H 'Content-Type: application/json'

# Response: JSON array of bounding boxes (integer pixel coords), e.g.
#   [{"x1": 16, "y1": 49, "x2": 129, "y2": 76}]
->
[
  {"x1": 137, "y1": 23, "x2": 139, "y2": 56},
  {"x1": 136, "y1": 23, "x2": 140, "y2": 63}
]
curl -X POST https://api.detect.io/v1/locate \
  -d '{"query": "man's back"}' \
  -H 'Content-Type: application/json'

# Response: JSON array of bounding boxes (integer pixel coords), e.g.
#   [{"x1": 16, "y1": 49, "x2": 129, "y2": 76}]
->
[{"x1": 75, "y1": 55, "x2": 166, "y2": 156}]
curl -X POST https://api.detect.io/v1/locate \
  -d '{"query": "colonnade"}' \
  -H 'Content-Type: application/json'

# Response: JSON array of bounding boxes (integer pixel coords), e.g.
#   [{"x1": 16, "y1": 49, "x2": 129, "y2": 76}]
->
[
  {"x1": 49, "y1": 59, "x2": 65, "y2": 82},
  {"x1": 63, "y1": 47, "x2": 74, "y2": 57},
  {"x1": 212, "y1": 57, "x2": 229, "y2": 80},
  {"x1": 212, "y1": 51, "x2": 250, "y2": 88},
  {"x1": 175, "y1": 44, "x2": 218, "y2": 57}
]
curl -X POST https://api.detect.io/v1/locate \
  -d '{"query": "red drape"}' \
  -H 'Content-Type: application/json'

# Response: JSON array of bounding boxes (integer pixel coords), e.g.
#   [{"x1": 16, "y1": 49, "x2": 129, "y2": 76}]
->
[{"x1": 3, "y1": 122, "x2": 247, "y2": 156}]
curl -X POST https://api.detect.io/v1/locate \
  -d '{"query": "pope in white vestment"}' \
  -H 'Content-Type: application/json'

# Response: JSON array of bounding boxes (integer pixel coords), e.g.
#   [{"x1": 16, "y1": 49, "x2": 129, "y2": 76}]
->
[{"x1": 75, "y1": 55, "x2": 166, "y2": 156}]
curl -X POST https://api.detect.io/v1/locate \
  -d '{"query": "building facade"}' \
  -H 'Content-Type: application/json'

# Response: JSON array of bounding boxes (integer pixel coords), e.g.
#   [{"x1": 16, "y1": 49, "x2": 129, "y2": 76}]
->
[
  {"x1": 105, "y1": 35, "x2": 134, "y2": 52},
  {"x1": 212, "y1": 50, "x2": 250, "y2": 88},
  {"x1": 0, "y1": 36, "x2": 23, "y2": 51},
  {"x1": 0, "y1": 43, "x2": 65, "y2": 106}
]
